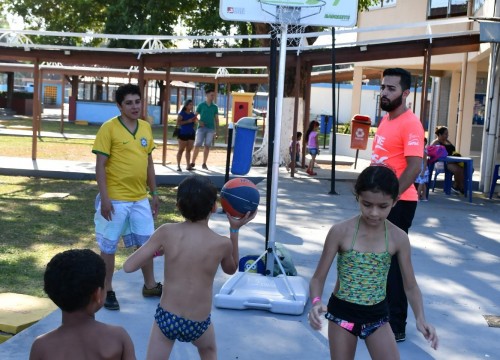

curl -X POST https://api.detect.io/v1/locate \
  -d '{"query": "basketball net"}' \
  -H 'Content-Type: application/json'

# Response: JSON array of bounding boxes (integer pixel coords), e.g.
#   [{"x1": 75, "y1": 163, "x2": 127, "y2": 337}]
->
[{"x1": 268, "y1": 5, "x2": 307, "y2": 47}]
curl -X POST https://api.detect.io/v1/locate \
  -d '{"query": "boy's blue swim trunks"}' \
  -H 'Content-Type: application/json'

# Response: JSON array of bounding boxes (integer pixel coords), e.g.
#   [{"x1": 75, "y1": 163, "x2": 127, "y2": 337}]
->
[{"x1": 154, "y1": 305, "x2": 211, "y2": 343}]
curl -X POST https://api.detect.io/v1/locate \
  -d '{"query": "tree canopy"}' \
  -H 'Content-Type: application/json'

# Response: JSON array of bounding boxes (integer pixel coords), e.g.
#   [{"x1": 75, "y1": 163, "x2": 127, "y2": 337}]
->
[
  {"x1": 1, "y1": 0, "x2": 379, "y2": 47},
  {"x1": 0, "y1": 0, "x2": 107, "y2": 45}
]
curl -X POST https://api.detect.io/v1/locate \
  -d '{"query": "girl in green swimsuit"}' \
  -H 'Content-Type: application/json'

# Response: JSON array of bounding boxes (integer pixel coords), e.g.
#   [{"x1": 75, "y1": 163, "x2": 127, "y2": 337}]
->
[{"x1": 308, "y1": 165, "x2": 438, "y2": 359}]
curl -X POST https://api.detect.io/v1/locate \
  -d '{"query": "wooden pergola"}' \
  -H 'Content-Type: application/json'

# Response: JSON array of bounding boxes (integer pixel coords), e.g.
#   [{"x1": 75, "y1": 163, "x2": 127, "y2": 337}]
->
[{"x1": 0, "y1": 31, "x2": 480, "y2": 163}]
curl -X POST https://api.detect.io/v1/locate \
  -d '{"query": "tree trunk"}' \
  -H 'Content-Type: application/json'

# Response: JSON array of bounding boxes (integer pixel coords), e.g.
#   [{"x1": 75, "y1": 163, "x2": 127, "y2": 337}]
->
[{"x1": 252, "y1": 97, "x2": 304, "y2": 166}]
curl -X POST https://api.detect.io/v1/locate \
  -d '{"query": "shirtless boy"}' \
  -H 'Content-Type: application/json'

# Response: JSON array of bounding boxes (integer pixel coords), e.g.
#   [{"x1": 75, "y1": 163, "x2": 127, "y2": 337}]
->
[
  {"x1": 29, "y1": 249, "x2": 135, "y2": 360},
  {"x1": 124, "y1": 175, "x2": 256, "y2": 360}
]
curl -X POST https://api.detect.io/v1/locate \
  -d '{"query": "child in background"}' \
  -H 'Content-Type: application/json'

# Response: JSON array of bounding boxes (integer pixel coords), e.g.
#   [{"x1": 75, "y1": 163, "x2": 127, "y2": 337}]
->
[
  {"x1": 123, "y1": 176, "x2": 256, "y2": 360},
  {"x1": 415, "y1": 137, "x2": 429, "y2": 201},
  {"x1": 308, "y1": 165, "x2": 438, "y2": 359},
  {"x1": 29, "y1": 249, "x2": 136, "y2": 360},
  {"x1": 287, "y1": 131, "x2": 302, "y2": 171},
  {"x1": 306, "y1": 120, "x2": 320, "y2": 176}
]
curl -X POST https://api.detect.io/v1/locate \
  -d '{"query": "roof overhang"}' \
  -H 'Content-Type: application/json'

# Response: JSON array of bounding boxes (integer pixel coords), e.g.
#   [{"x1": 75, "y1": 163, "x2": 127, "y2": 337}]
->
[{"x1": 0, "y1": 33, "x2": 480, "y2": 84}]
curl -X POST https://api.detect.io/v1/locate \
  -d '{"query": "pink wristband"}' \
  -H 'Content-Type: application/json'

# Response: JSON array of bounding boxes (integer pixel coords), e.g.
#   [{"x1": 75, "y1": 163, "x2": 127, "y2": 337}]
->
[{"x1": 312, "y1": 296, "x2": 321, "y2": 305}]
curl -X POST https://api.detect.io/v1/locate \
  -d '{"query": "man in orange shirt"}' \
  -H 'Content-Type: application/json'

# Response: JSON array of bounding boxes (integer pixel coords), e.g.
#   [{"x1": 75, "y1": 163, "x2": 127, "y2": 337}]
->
[{"x1": 371, "y1": 68, "x2": 424, "y2": 343}]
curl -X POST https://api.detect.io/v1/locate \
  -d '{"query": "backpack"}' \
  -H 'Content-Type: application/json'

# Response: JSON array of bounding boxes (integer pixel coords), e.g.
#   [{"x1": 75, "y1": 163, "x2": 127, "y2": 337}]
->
[
  {"x1": 239, "y1": 255, "x2": 265, "y2": 274},
  {"x1": 427, "y1": 145, "x2": 448, "y2": 165},
  {"x1": 273, "y1": 242, "x2": 297, "y2": 276}
]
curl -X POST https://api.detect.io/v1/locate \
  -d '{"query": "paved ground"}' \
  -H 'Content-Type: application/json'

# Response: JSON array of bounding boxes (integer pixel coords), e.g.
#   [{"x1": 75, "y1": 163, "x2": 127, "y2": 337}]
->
[
  {"x1": 0, "y1": 113, "x2": 498, "y2": 359},
  {"x1": 0, "y1": 153, "x2": 499, "y2": 359}
]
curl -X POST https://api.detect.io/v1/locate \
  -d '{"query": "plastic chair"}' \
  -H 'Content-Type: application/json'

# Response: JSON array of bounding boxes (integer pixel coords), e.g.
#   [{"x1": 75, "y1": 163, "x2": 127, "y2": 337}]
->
[
  {"x1": 430, "y1": 161, "x2": 446, "y2": 192},
  {"x1": 488, "y1": 164, "x2": 500, "y2": 199}
]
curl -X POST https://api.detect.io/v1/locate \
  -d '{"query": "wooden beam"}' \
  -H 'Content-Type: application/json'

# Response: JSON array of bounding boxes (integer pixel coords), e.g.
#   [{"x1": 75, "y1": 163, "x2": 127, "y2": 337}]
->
[
  {"x1": 32, "y1": 59, "x2": 40, "y2": 160},
  {"x1": 0, "y1": 34, "x2": 480, "y2": 72},
  {"x1": 162, "y1": 67, "x2": 171, "y2": 166},
  {"x1": 301, "y1": 34, "x2": 480, "y2": 66}
]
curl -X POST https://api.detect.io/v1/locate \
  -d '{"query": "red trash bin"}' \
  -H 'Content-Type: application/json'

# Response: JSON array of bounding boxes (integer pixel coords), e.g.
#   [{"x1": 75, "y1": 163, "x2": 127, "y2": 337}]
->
[{"x1": 350, "y1": 114, "x2": 371, "y2": 150}]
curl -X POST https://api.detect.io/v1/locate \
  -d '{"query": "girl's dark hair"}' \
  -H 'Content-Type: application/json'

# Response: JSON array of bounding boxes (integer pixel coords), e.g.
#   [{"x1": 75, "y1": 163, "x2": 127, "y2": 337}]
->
[
  {"x1": 305, "y1": 120, "x2": 319, "y2": 142},
  {"x1": 44, "y1": 249, "x2": 105, "y2": 312},
  {"x1": 177, "y1": 176, "x2": 218, "y2": 222},
  {"x1": 354, "y1": 165, "x2": 399, "y2": 201},
  {"x1": 434, "y1": 126, "x2": 448, "y2": 136},
  {"x1": 181, "y1": 99, "x2": 193, "y2": 113}
]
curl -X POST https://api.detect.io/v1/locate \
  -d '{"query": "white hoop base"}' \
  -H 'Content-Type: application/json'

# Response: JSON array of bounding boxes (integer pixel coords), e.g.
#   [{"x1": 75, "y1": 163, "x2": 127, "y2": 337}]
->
[{"x1": 214, "y1": 272, "x2": 308, "y2": 315}]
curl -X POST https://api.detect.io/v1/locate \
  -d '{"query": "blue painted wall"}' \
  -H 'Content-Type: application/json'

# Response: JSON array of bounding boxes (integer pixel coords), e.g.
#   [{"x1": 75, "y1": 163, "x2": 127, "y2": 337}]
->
[{"x1": 76, "y1": 101, "x2": 161, "y2": 124}]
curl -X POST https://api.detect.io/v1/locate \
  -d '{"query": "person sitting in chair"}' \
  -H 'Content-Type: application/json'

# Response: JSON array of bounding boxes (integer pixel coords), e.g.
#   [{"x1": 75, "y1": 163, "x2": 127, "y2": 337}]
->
[{"x1": 430, "y1": 126, "x2": 465, "y2": 194}]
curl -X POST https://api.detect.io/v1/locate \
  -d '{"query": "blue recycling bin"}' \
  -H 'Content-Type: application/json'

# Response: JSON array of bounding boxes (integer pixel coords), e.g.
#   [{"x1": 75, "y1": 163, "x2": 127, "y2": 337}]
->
[
  {"x1": 231, "y1": 117, "x2": 258, "y2": 175},
  {"x1": 320, "y1": 115, "x2": 333, "y2": 134}
]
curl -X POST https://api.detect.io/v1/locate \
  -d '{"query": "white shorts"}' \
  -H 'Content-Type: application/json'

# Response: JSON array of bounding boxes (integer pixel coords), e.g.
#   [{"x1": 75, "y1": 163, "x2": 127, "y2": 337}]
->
[
  {"x1": 194, "y1": 127, "x2": 215, "y2": 147},
  {"x1": 94, "y1": 194, "x2": 154, "y2": 254}
]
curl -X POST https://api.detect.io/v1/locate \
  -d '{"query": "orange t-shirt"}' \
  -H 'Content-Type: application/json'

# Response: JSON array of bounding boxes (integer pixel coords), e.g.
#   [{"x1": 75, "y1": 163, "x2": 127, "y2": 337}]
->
[{"x1": 371, "y1": 109, "x2": 424, "y2": 201}]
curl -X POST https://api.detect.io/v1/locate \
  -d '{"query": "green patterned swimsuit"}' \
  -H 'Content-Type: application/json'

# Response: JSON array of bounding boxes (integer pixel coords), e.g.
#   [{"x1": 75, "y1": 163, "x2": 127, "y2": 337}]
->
[{"x1": 336, "y1": 216, "x2": 392, "y2": 306}]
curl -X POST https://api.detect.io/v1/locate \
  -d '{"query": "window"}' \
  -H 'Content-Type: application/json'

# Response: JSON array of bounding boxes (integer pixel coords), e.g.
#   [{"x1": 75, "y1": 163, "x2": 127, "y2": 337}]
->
[
  {"x1": 368, "y1": 0, "x2": 397, "y2": 10},
  {"x1": 428, "y1": 0, "x2": 468, "y2": 19}
]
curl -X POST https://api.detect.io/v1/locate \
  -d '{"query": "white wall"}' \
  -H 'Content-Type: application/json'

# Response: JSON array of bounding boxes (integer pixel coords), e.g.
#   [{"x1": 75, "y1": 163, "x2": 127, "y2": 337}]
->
[
  {"x1": 334, "y1": 133, "x2": 374, "y2": 160},
  {"x1": 310, "y1": 83, "x2": 424, "y2": 125}
]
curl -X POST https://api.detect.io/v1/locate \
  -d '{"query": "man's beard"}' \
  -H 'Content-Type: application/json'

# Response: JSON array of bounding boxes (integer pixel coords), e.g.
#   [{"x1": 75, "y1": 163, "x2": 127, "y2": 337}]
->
[{"x1": 380, "y1": 93, "x2": 403, "y2": 112}]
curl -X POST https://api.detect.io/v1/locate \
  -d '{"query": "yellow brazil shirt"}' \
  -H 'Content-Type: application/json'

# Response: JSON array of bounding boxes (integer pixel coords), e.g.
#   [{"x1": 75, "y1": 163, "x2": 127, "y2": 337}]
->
[{"x1": 92, "y1": 116, "x2": 155, "y2": 201}]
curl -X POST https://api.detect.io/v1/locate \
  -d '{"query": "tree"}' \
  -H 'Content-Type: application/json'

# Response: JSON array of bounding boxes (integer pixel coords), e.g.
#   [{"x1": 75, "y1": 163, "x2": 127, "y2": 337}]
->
[
  {"x1": 0, "y1": 11, "x2": 8, "y2": 28},
  {"x1": 104, "y1": 0, "x2": 181, "y2": 48},
  {"x1": 0, "y1": 0, "x2": 108, "y2": 45}
]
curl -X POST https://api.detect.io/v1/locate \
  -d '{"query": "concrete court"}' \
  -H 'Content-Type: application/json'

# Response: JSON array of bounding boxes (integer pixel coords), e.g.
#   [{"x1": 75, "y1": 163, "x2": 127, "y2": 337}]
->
[{"x1": 0, "y1": 160, "x2": 499, "y2": 359}]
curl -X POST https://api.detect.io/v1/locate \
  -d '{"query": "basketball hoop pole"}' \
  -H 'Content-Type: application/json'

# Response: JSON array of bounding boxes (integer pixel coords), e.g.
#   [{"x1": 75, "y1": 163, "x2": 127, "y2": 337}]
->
[
  {"x1": 329, "y1": 26, "x2": 339, "y2": 195},
  {"x1": 266, "y1": 23, "x2": 289, "y2": 275}
]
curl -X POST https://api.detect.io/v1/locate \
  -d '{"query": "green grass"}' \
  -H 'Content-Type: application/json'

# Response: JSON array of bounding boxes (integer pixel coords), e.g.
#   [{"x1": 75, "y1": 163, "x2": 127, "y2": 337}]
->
[
  {"x1": 0, "y1": 116, "x2": 236, "y2": 144},
  {"x1": 0, "y1": 135, "x2": 96, "y2": 161},
  {"x1": 1, "y1": 115, "x2": 180, "y2": 138},
  {"x1": 0, "y1": 176, "x2": 182, "y2": 297}
]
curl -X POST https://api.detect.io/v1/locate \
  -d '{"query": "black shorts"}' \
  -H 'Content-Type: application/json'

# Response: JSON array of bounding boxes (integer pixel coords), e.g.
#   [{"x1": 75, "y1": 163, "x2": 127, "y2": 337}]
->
[
  {"x1": 327, "y1": 294, "x2": 389, "y2": 323},
  {"x1": 178, "y1": 133, "x2": 195, "y2": 141}
]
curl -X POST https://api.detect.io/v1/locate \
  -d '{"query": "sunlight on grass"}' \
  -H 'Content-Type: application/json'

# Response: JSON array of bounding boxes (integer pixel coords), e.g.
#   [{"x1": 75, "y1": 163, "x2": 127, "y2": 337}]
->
[
  {"x1": 33, "y1": 203, "x2": 62, "y2": 212},
  {"x1": 0, "y1": 175, "x2": 179, "y2": 297},
  {"x1": 0, "y1": 135, "x2": 95, "y2": 162},
  {"x1": 29, "y1": 244, "x2": 80, "y2": 268}
]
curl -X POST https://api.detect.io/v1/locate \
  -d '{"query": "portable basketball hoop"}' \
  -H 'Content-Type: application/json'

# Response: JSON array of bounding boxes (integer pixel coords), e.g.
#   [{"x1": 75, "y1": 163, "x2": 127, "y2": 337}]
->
[
  {"x1": 259, "y1": 0, "x2": 326, "y2": 24},
  {"x1": 216, "y1": 0, "x2": 358, "y2": 315}
]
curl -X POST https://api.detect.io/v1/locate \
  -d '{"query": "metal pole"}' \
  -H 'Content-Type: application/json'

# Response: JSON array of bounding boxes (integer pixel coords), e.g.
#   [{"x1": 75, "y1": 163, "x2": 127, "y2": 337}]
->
[
  {"x1": 266, "y1": 25, "x2": 288, "y2": 276},
  {"x1": 329, "y1": 27, "x2": 338, "y2": 195},
  {"x1": 224, "y1": 123, "x2": 234, "y2": 185},
  {"x1": 265, "y1": 35, "x2": 278, "y2": 257},
  {"x1": 291, "y1": 54, "x2": 301, "y2": 176},
  {"x1": 219, "y1": 122, "x2": 234, "y2": 214}
]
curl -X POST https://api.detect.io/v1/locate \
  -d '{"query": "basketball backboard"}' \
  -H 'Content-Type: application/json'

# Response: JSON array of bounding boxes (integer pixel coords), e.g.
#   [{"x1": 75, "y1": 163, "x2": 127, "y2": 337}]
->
[{"x1": 219, "y1": 0, "x2": 358, "y2": 27}]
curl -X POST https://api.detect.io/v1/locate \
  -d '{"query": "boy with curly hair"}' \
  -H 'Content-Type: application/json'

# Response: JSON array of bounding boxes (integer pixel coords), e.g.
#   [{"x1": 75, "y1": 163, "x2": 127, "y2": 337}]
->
[{"x1": 29, "y1": 249, "x2": 135, "y2": 360}]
